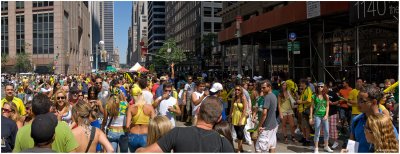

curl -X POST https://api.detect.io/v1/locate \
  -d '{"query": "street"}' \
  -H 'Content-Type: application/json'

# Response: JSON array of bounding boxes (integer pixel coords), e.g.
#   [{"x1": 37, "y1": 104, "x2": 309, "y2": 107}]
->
[{"x1": 175, "y1": 121, "x2": 344, "y2": 153}]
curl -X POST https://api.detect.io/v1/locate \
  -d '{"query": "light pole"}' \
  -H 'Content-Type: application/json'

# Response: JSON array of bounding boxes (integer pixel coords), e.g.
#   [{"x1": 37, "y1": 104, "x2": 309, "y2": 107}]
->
[{"x1": 98, "y1": 40, "x2": 104, "y2": 71}]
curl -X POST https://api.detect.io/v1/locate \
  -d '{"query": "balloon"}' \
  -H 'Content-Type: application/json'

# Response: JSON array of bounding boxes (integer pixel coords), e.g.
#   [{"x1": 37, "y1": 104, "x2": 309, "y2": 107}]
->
[{"x1": 384, "y1": 81, "x2": 398, "y2": 94}]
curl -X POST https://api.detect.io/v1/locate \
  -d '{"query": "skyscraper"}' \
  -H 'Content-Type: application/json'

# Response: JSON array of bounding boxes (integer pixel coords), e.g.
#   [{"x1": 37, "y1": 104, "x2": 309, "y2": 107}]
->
[
  {"x1": 147, "y1": 2, "x2": 165, "y2": 56},
  {"x1": 101, "y1": 1, "x2": 114, "y2": 62},
  {"x1": 1, "y1": 1, "x2": 91, "y2": 74}
]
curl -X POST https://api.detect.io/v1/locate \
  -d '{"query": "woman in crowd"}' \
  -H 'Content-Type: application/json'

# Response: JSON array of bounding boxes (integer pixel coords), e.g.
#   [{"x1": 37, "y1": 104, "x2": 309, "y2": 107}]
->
[
  {"x1": 102, "y1": 91, "x2": 129, "y2": 153},
  {"x1": 126, "y1": 92, "x2": 156, "y2": 152},
  {"x1": 54, "y1": 90, "x2": 73, "y2": 125},
  {"x1": 309, "y1": 82, "x2": 333, "y2": 153},
  {"x1": 71, "y1": 100, "x2": 114, "y2": 153},
  {"x1": 230, "y1": 85, "x2": 248, "y2": 153},
  {"x1": 147, "y1": 115, "x2": 173, "y2": 145},
  {"x1": 2, "y1": 102, "x2": 24, "y2": 128},
  {"x1": 23, "y1": 101, "x2": 33, "y2": 125},
  {"x1": 278, "y1": 81, "x2": 297, "y2": 143},
  {"x1": 365, "y1": 113, "x2": 399, "y2": 152}
]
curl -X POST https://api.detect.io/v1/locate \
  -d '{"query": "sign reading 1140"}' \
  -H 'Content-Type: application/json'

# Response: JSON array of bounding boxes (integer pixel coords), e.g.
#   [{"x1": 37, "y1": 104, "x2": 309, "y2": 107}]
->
[{"x1": 350, "y1": 1, "x2": 398, "y2": 24}]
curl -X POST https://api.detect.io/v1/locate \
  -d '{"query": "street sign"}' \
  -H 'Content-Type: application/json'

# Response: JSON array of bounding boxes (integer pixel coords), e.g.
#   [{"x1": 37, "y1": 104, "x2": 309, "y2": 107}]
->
[
  {"x1": 288, "y1": 41, "x2": 301, "y2": 54},
  {"x1": 289, "y1": 32, "x2": 296, "y2": 41},
  {"x1": 307, "y1": 1, "x2": 321, "y2": 19}
]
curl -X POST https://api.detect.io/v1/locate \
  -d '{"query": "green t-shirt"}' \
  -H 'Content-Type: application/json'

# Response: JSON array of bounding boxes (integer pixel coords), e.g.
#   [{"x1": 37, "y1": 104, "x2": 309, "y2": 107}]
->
[
  {"x1": 13, "y1": 121, "x2": 79, "y2": 153},
  {"x1": 312, "y1": 94, "x2": 327, "y2": 117}
]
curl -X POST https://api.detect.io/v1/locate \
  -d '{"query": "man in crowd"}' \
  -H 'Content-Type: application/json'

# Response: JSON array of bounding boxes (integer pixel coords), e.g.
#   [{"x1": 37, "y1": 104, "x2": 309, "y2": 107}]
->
[
  {"x1": 343, "y1": 84, "x2": 398, "y2": 152},
  {"x1": 1, "y1": 83, "x2": 26, "y2": 116},
  {"x1": 13, "y1": 94, "x2": 79, "y2": 152},
  {"x1": 256, "y1": 80, "x2": 278, "y2": 153},
  {"x1": 153, "y1": 83, "x2": 181, "y2": 127},
  {"x1": 183, "y1": 75, "x2": 196, "y2": 125},
  {"x1": 136, "y1": 96, "x2": 234, "y2": 152}
]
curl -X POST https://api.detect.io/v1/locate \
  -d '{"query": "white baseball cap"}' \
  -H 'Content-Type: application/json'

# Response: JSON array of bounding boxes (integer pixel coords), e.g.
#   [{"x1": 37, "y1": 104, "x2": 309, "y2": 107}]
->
[{"x1": 210, "y1": 82, "x2": 223, "y2": 93}]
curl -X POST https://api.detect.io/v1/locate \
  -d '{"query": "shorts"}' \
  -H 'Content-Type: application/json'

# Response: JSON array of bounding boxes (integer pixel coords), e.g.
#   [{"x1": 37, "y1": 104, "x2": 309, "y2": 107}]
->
[
  {"x1": 255, "y1": 126, "x2": 278, "y2": 152},
  {"x1": 234, "y1": 125, "x2": 245, "y2": 140},
  {"x1": 282, "y1": 110, "x2": 294, "y2": 116}
]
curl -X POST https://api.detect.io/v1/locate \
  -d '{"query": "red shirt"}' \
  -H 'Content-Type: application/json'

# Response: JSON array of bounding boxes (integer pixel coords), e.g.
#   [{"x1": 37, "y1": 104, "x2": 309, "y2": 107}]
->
[
  {"x1": 152, "y1": 83, "x2": 159, "y2": 96},
  {"x1": 339, "y1": 87, "x2": 352, "y2": 108}
]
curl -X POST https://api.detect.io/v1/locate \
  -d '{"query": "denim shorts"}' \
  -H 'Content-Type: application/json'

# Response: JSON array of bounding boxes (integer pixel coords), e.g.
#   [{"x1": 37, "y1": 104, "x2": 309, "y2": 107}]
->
[{"x1": 128, "y1": 133, "x2": 147, "y2": 152}]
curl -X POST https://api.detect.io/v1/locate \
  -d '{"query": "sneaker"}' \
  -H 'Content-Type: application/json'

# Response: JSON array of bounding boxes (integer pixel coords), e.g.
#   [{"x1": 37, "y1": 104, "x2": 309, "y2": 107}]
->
[
  {"x1": 332, "y1": 141, "x2": 339, "y2": 149},
  {"x1": 314, "y1": 148, "x2": 319, "y2": 153},
  {"x1": 324, "y1": 146, "x2": 333, "y2": 153}
]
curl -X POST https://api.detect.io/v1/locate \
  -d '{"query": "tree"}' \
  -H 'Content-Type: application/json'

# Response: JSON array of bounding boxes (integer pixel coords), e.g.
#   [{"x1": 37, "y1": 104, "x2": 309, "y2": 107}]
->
[
  {"x1": 1, "y1": 54, "x2": 8, "y2": 71},
  {"x1": 154, "y1": 39, "x2": 187, "y2": 67},
  {"x1": 15, "y1": 52, "x2": 33, "y2": 73}
]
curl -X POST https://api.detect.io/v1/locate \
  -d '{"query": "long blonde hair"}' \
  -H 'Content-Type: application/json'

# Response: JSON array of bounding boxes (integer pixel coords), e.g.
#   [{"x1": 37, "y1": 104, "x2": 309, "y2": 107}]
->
[
  {"x1": 147, "y1": 116, "x2": 173, "y2": 145},
  {"x1": 3, "y1": 102, "x2": 22, "y2": 122},
  {"x1": 71, "y1": 100, "x2": 96, "y2": 126},
  {"x1": 54, "y1": 90, "x2": 68, "y2": 111},
  {"x1": 366, "y1": 114, "x2": 399, "y2": 152}
]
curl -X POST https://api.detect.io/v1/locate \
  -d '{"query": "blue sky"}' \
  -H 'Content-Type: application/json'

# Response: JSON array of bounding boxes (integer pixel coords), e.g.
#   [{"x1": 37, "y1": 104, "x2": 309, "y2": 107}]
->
[{"x1": 114, "y1": 1, "x2": 131, "y2": 64}]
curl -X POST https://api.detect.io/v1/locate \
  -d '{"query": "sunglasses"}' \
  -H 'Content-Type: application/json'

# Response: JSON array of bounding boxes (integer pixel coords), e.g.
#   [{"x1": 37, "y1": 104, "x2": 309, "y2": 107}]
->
[
  {"x1": 235, "y1": 89, "x2": 241, "y2": 91},
  {"x1": 164, "y1": 90, "x2": 172, "y2": 92},
  {"x1": 2, "y1": 108, "x2": 14, "y2": 113},
  {"x1": 318, "y1": 86, "x2": 324, "y2": 88},
  {"x1": 358, "y1": 98, "x2": 369, "y2": 104},
  {"x1": 57, "y1": 96, "x2": 66, "y2": 100},
  {"x1": 96, "y1": 82, "x2": 102, "y2": 85}
]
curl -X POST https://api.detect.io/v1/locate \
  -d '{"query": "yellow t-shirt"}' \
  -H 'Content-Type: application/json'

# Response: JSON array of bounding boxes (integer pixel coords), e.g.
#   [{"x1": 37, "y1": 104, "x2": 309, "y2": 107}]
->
[
  {"x1": 348, "y1": 89, "x2": 361, "y2": 115},
  {"x1": 379, "y1": 104, "x2": 388, "y2": 112},
  {"x1": 1, "y1": 97, "x2": 26, "y2": 116},
  {"x1": 298, "y1": 87, "x2": 313, "y2": 113}
]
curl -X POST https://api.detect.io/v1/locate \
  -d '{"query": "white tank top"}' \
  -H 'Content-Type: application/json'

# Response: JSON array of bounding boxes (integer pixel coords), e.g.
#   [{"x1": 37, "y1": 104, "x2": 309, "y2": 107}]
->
[
  {"x1": 157, "y1": 96, "x2": 177, "y2": 127},
  {"x1": 192, "y1": 91, "x2": 204, "y2": 116}
]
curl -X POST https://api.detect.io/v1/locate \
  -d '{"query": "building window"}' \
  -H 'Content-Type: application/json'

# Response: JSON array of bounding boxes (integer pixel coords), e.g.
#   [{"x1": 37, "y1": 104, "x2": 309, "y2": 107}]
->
[
  {"x1": 204, "y1": 22, "x2": 211, "y2": 32},
  {"x1": 1, "y1": 1, "x2": 8, "y2": 11},
  {"x1": 33, "y1": 13, "x2": 54, "y2": 54},
  {"x1": 33, "y1": 1, "x2": 54, "y2": 8},
  {"x1": 204, "y1": 7, "x2": 212, "y2": 17},
  {"x1": 214, "y1": 22, "x2": 221, "y2": 32},
  {"x1": 213, "y1": 8, "x2": 222, "y2": 17},
  {"x1": 16, "y1": 1, "x2": 24, "y2": 9},
  {"x1": 16, "y1": 15, "x2": 25, "y2": 54},
  {"x1": 1, "y1": 17, "x2": 8, "y2": 55}
]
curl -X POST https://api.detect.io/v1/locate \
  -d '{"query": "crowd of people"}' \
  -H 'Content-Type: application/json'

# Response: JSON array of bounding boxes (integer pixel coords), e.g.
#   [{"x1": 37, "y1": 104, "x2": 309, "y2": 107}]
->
[{"x1": 1, "y1": 64, "x2": 399, "y2": 153}]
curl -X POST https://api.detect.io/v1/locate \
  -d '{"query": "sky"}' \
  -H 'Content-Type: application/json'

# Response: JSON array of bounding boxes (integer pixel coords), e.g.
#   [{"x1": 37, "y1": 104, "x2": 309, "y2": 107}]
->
[{"x1": 114, "y1": 1, "x2": 132, "y2": 65}]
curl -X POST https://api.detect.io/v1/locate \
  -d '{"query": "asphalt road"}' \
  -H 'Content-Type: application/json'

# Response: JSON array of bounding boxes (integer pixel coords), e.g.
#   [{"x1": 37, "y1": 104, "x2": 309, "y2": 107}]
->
[{"x1": 175, "y1": 120, "x2": 345, "y2": 153}]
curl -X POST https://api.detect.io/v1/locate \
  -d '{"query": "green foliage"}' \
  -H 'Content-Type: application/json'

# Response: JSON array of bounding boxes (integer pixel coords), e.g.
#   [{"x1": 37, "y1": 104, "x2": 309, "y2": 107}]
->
[
  {"x1": 149, "y1": 64, "x2": 155, "y2": 73},
  {"x1": 14, "y1": 52, "x2": 33, "y2": 73},
  {"x1": 1, "y1": 54, "x2": 8, "y2": 71},
  {"x1": 154, "y1": 39, "x2": 187, "y2": 66}
]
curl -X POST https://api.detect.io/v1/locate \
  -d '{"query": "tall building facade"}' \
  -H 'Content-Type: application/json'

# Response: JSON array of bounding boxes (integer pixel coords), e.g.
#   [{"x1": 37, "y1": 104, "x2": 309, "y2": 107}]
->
[
  {"x1": 101, "y1": 1, "x2": 114, "y2": 62},
  {"x1": 89, "y1": 1, "x2": 101, "y2": 71},
  {"x1": 127, "y1": 26, "x2": 132, "y2": 65},
  {"x1": 1, "y1": 1, "x2": 91, "y2": 74},
  {"x1": 147, "y1": 2, "x2": 165, "y2": 56},
  {"x1": 218, "y1": 1, "x2": 398, "y2": 83},
  {"x1": 134, "y1": 1, "x2": 148, "y2": 65},
  {"x1": 164, "y1": 2, "x2": 222, "y2": 71}
]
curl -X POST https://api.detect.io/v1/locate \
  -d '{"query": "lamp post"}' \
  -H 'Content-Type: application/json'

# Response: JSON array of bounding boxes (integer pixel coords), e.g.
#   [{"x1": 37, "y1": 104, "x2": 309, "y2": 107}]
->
[{"x1": 98, "y1": 40, "x2": 104, "y2": 71}]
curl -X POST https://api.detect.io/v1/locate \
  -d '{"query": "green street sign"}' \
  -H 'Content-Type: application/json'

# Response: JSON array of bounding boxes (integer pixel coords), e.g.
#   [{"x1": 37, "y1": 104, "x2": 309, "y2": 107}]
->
[{"x1": 288, "y1": 41, "x2": 300, "y2": 54}]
